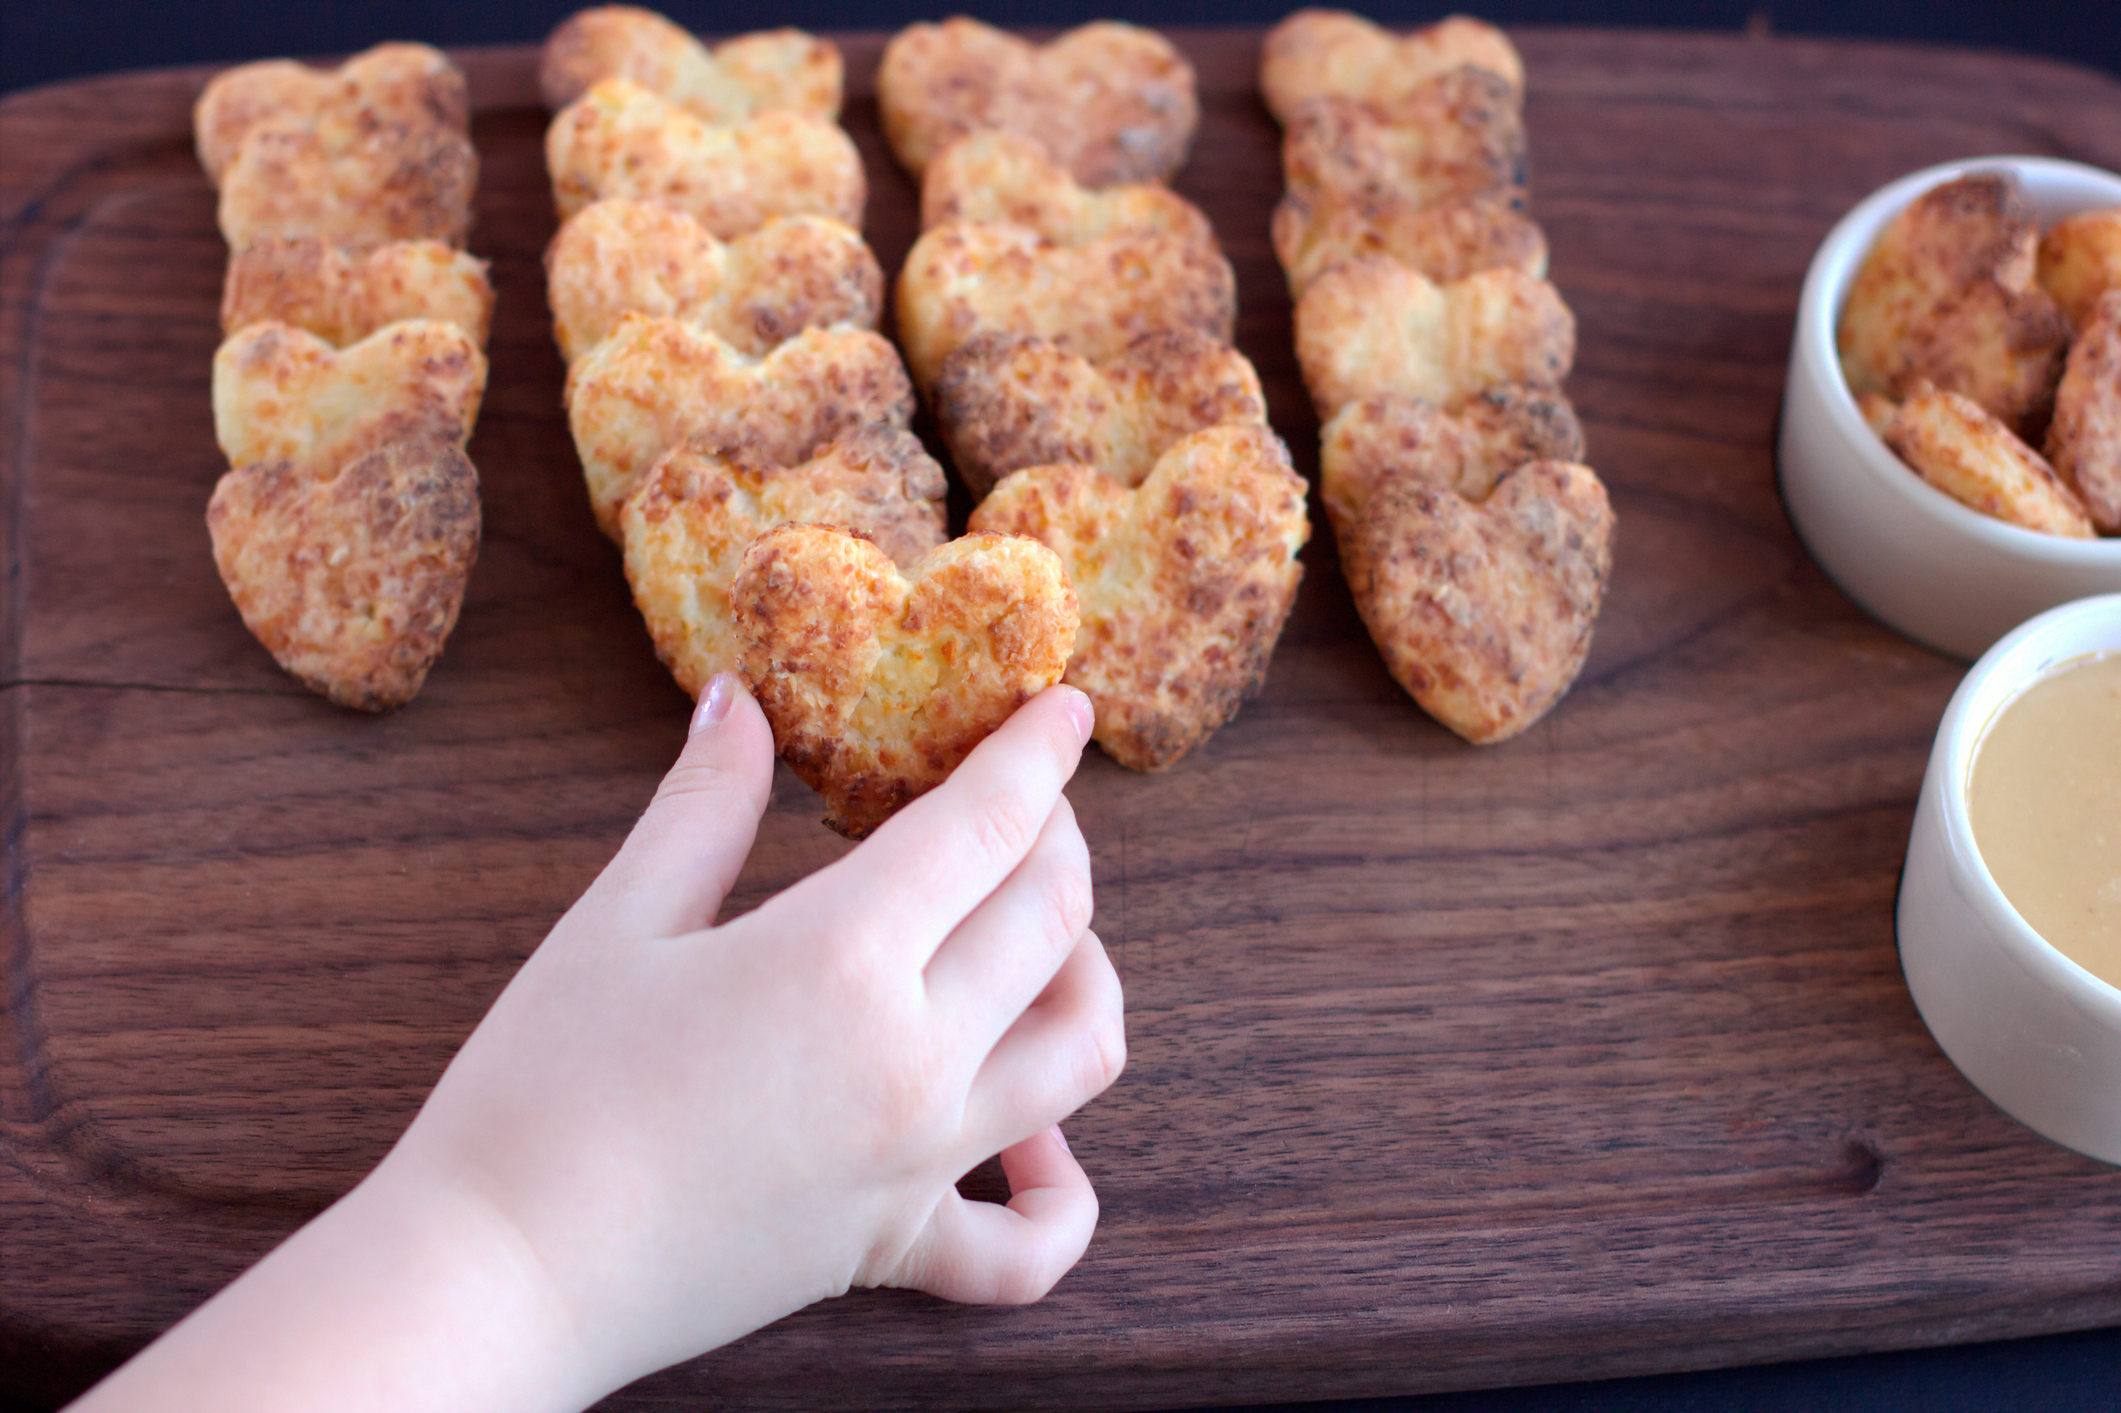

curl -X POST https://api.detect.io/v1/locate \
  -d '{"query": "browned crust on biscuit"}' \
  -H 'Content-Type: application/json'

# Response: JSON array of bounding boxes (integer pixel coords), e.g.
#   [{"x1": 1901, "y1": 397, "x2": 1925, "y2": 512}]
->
[
  {"x1": 1345, "y1": 460, "x2": 1612, "y2": 745},
  {"x1": 539, "y1": 7, "x2": 842, "y2": 122},
  {"x1": 733, "y1": 526, "x2": 1077, "y2": 837},
  {"x1": 1876, "y1": 381, "x2": 2094, "y2": 537},
  {"x1": 207, "y1": 435, "x2": 481, "y2": 712},
  {"x1": 223, "y1": 237, "x2": 494, "y2": 347},
  {"x1": 1272, "y1": 186, "x2": 1546, "y2": 295},
  {"x1": 1319, "y1": 387, "x2": 1584, "y2": 540},
  {"x1": 2047, "y1": 289, "x2": 2121, "y2": 532},
  {"x1": 919, "y1": 130, "x2": 1215, "y2": 244},
  {"x1": 195, "y1": 42, "x2": 469, "y2": 183},
  {"x1": 969, "y1": 423, "x2": 1311, "y2": 772},
  {"x1": 1280, "y1": 68, "x2": 1527, "y2": 215},
  {"x1": 1260, "y1": 10, "x2": 1524, "y2": 124},
  {"x1": 877, "y1": 18, "x2": 1198, "y2": 186},
  {"x1": 2036, "y1": 208, "x2": 2121, "y2": 332},
  {"x1": 218, "y1": 121, "x2": 477, "y2": 252}
]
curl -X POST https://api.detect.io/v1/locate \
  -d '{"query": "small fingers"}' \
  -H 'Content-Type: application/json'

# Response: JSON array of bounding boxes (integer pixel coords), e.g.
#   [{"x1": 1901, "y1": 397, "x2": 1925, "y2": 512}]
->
[
  {"x1": 890, "y1": 1127, "x2": 1099, "y2": 1305},
  {"x1": 962, "y1": 930, "x2": 1125, "y2": 1158}
]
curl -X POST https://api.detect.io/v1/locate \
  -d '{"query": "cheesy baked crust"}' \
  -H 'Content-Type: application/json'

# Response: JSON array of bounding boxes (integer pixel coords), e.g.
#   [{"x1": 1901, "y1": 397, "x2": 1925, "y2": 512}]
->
[
  {"x1": 207, "y1": 434, "x2": 480, "y2": 712},
  {"x1": 733, "y1": 525, "x2": 1078, "y2": 838},
  {"x1": 1272, "y1": 186, "x2": 1545, "y2": 296},
  {"x1": 2036, "y1": 208, "x2": 2121, "y2": 333},
  {"x1": 1319, "y1": 386, "x2": 1584, "y2": 539},
  {"x1": 1874, "y1": 381, "x2": 2094, "y2": 538},
  {"x1": 1280, "y1": 68, "x2": 1527, "y2": 215},
  {"x1": 1344, "y1": 460, "x2": 1612, "y2": 746},
  {"x1": 546, "y1": 77, "x2": 865, "y2": 237},
  {"x1": 539, "y1": 7, "x2": 842, "y2": 123},
  {"x1": 896, "y1": 221, "x2": 1236, "y2": 392},
  {"x1": 2046, "y1": 289, "x2": 2121, "y2": 532},
  {"x1": 213, "y1": 319, "x2": 487, "y2": 479},
  {"x1": 877, "y1": 18, "x2": 1198, "y2": 186},
  {"x1": 919, "y1": 130, "x2": 1214, "y2": 245},
  {"x1": 565, "y1": 313, "x2": 914, "y2": 538},
  {"x1": 222, "y1": 237, "x2": 493, "y2": 347},
  {"x1": 195, "y1": 42, "x2": 469, "y2": 184},
  {"x1": 545, "y1": 200, "x2": 882, "y2": 362},
  {"x1": 1260, "y1": 10, "x2": 1523, "y2": 124},
  {"x1": 969, "y1": 424, "x2": 1310, "y2": 772},
  {"x1": 935, "y1": 328, "x2": 1267, "y2": 500},
  {"x1": 1294, "y1": 257, "x2": 1574, "y2": 419},
  {"x1": 622, "y1": 427, "x2": 949, "y2": 700}
]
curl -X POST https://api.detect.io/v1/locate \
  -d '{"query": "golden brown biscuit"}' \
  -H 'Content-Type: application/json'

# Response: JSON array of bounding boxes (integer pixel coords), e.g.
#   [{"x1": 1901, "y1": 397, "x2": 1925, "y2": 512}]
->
[
  {"x1": 221, "y1": 237, "x2": 493, "y2": 347},
  {"x1": 207, "y1": 434, "x2": 480, "y2": 712},
  {"x1": 934, "y1": 329, "x2": 1267, "y2": 500},
  {"x1": 1837, "y1": 173, "x2": 2071, "y2": 433},
  {"x1": 2037, "y1": 208, "x2": 2121, "y2": 332},
  {"x1": 539, "y1": 7, "x2": 842, "y2": 122},
  {"x1": 1877, "y1": 381, "x2": 2094, "y2": 538},
  {"x1": 895, "y1": 222, "x2": 1236, "y2": 392},
  {"x1": 217, "y1": 119, "x2": 477, "y2": 253},
  {"x1": 213, "y1": 319, "x2": 486, "y2": 478},
  {"x1": 1280, "y1": 69, "x2": 1527, "y2": 214},
  {"x1": 622, "y1": 427, "x2": 949, "y2": 700},
  {"x1": 195, "y1": 42, "x2": 469, "y2": 184},
  {"x1": 1319, "y1": 387, "x2": 1584, "y2": 538},
  {"x1": 969, "y1": 424, "x2": 1310, "y2": 772},
  {"x1": 546, "y1": 77, "x2": 865, "y2": 237},
  {"x1": 1344, "y1": 460, "x2": 1612, "y2": 745},
  {"x1": 919, "y1": 130, "x2": 1215, "y2": 244},
  {"x1": 1294, "y1": 258, "x2": 1574, "y2": 419},
  {"x1": 878, "y1": 18, "x2": 1198, "y2": 186},
  {"x1": 545, "y1": 201, "x2": 882, "y2": 362},
  {"x1": 733, "y1": 525, "x2": 1078, "y2": 838},
  {"x1": 565, "y1": 313, "x2": 915, "y2": 537},
  {"x1": 2045, "y1": 290, "x2": 2121, "y2": 533},
  {"x1": 1260, "y1": 10, "x2": 1523, "y2": 124},
  {"x1": 1272, "y1": 186, "x2": 1546, "y2": 295}
]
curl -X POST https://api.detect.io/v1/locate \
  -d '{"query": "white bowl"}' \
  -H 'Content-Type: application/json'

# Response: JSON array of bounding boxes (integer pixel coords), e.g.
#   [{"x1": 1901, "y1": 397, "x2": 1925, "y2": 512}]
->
[
  {"x1": 1898, "y1": 593, "x2": 2121, "y2": 1165},
  {"x1": 1779, "y1": 156, "x2": 2121, "y2": 661}
]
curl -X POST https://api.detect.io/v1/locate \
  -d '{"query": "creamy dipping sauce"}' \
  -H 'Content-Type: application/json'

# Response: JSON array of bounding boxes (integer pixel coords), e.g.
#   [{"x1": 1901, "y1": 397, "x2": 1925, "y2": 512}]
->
[{"x1": 1968, "y1": 650, "x2": 2121, "y2": 989}]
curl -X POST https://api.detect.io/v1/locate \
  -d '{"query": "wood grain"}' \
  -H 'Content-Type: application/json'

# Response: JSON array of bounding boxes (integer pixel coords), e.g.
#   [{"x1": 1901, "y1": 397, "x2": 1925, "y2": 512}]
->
[{"x1": 6, "y1": 28, "x2": 2121, "y2": 1411}]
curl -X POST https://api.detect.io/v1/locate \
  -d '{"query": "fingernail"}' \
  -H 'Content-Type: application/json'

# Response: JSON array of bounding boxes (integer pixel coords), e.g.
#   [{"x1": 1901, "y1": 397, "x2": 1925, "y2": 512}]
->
[
  {"x1": 1062, "y1": 689, "x2": 1094, "y2": 745},
  {"x1": 1049, "y1": 1124, "x2": 1071, "y2": 1154},
  {"x1": 691, "y1": 673, "x2": 737, "y2": 735}
]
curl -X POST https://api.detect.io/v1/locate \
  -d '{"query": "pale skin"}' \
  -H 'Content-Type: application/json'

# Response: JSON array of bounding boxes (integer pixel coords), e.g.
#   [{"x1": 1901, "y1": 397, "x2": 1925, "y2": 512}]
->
[{"x1": 72, "y1": 678, "x2": 1124, "y2": 1412}]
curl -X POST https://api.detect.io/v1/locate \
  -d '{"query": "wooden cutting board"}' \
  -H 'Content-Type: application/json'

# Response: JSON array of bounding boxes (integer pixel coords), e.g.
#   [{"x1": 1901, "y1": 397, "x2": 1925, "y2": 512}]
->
[{"x1": 4, "y1": 26, "x2": 2119, "y2": 1411}]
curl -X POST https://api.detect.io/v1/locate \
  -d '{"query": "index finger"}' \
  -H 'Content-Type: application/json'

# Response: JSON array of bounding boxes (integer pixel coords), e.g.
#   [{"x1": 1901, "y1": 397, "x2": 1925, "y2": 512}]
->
[{"x1": 816, "y1": 684, "x2": 1094, "y2": 966}]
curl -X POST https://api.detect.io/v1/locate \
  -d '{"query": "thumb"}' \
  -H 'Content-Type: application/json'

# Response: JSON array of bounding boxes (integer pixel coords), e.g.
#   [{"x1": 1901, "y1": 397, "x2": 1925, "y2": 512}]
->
[{"x1": 582, "y1": 672, "x2": 777, "y2": 939}]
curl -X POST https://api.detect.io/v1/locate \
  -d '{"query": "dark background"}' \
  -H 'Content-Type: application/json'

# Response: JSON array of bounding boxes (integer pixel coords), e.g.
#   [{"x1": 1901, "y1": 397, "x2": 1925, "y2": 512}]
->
[{"x1": 3, "y1": 2, "x2": 2117, "y2": 1411}]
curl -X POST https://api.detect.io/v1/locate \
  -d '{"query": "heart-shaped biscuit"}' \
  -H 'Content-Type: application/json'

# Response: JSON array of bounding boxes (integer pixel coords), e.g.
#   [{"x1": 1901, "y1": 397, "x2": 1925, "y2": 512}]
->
[
  {"x1": 878, "y1": 18, "x2": 1198, "y2": 186},
  {"x1": 207, "y1": 435, "x2": 481, "y2": 712},
  {"x1": 1272, "y1": 186, "x2": 1545, "y2": 295},
  {"x1": 935, "y1": 329, "x2": 1267, "y2": 500},
  {"x1": 217, "y1": 122, "x2": 476, "y2": 254},
  {"x1": 1319, "y1": 387, "x2": 1583, "y2": 539},
  {"x1": 733, "y1": 525, "x2": 1078, "y2": 838},
  {"x1": 919, "y1": 130, "x2": 1214, "y2": 245},
  {"x1": 1260, "y1": 11, "x2": 1523, "y2": 123},
  {"x1": 1344, "y1": 460, "x2": 1613, "y2": 745},
  {"x1": 222, "y1": 237, "x2": 493, "y2": 347},
  {"x1": 546, "y1": 78, "x2": 865, "y2": 238},
  {"x1": 540, "y1": 8, "x2": 842, "y2": 123},
  {"x1": 566, "y1": 313, "x2": 914, "y2": 538},
  {"x1": 2047, "y1": 290, "x2": 2121, "y2": 532},
  {"x1": 213, "y1": 319, "x2": 487, "y2": 479},
  {"x1": 622, "y1": 427, "x2": 949, "y2": 700},
  {"x1": 545, "y1": 201, "x2": 881, "y2": 363},
  {"x1": 195, "y1": 42, "x2": 469, "y2": 183},
  {"x1": 1294, "y1": 257, "x2": 1573, "y2": 419},
  {"x1": 1873, "y1": 382, "x2": 2094, "y2": 538},
  {"x1": 1280, "y1": 69, "x2": 1526, "y2": 215},
  {"x1": 896, "y1": 222, "x2": 1235, "y2": 392},
  {"x1": 969, "y1": 424, "x2": 1310, "y2": 771}
]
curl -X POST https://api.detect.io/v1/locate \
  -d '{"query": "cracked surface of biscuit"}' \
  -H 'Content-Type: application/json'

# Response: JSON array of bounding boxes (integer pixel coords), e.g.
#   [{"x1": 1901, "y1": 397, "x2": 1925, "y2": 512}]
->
[
  {"x1": 1345, "y1": 460, "x2": 1612, "y2": 746},
  {"x1": 1295, "y1": 258, "x2": 1574, "y2": 418},
  {"x1": 935, "y1": 329, "x2": 1267, "y2": 500},
  {"x1": 733, "y1": 525, "x2": 1078, "y2": 838},
  {"x1": 216, "y1": 119, "x2": 477, "y2": 253},
  {"x1": 207, "y1": 435, "x2": 481, "y2": 712},
  {"x1": 195, "y1": 42, "x2": 470, "y2": 184},
  {"x1": 1837, "y1": 172, "x2": 2071, "y2": 433},
  {"x1": 546, "y1": 201, "x2": 882, "y2": 362},
  {"x1": 896, "y1": 222, "x2": 1236, "y2": 391},
  {"x1": 1260, "y1": 10, "x2": 1523, "y2": 124},
  {"x1": 919, "y1": 130, "x2": 1215, "y2": 245},
  {"x1": 565, "y1": 313, "x2": 914, "y2": 537},
  {"x1": 878, "y1": 18, "x2": 1198, "y2": 186},
  {"x1": 969, "y1": 424, "x2": 1310, "y2": 772},
  {"x1": 2047, "y1": 289, "x2": 2121, "y2": 533},
  {"x1": 1273, "y1": 187, "x2": 1545, "y2": 295},
  {"x1": 1280, "y1": 69, "x2": 1527, "y2": 214},
  {"x1": 540, "y1": 7, "x2": 842, "y2": 122},
  {"x1": 214, "y1": 319, "x2": 486, "y2": 479},
  {"x1": 222, "y1": 237, "x2": 493, "y2": 347},
  {"x1": 2037, "y1": 208, "x2": 2121, "y2": 332},
  {"x1": 623, "y1": 427, "x2": 949, "y2": 700},
  {"x1": 546, "y1": 77, "x2": 865, "y2": 237},
  {"x1": 1875, "y1": 382, "x2": 2094, "y2": 538},
  {"x1": 1320, "y1": 387, "x2": 1584, "y2": 538}
]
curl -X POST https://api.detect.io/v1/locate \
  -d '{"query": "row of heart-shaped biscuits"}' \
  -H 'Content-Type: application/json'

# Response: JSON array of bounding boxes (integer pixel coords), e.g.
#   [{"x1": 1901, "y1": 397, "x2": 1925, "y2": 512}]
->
[
  {"x1": 197, "y1": 43, "x2": 494, "y2": 711},
  {"x1": 1267, "y1": 8, "x2": 1616, "y2": 746}
]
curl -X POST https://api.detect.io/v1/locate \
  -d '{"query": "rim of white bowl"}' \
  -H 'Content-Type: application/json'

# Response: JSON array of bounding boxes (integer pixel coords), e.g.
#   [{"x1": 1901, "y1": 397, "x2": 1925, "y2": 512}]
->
[
  {"x1": 1798, "y1": 154, "x2": 2121, "y2": 568},
  {"x1": 1932, "y1": 593, "x2": 2121, "y2": 1012}
]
